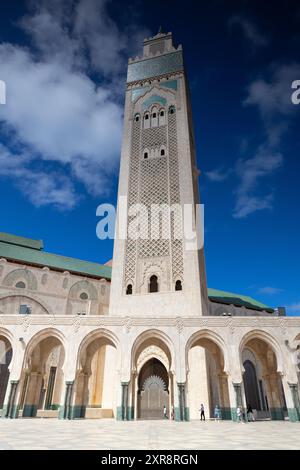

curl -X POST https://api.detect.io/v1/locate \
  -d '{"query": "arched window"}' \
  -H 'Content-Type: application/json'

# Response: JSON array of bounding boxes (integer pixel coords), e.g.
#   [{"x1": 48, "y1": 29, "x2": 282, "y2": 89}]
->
[
  {"x1": 16, "y1": 281, "x2": 26, "y2": 289},
  {"x1": 149, "y1": 275, "x2": 158, "y2": 293},
  {"x1": 169, "y1": 106, "x2": 176, "y2": 115},
  {"x1": 160, "y1": 149, "x2": 165, "y2": 156},
  {"x1": 80, "y1": 292, "x2": 89, "y2": 300},
  {"x1": 126, "y1": 284, "x2": 132, "y2": 295},
  {"x1": 144, "y1": 113, "x2": 150, "y2": 129},
  {"x1": 144, "y1": 151, "x2": 148, "y2": 159},
  {"x1": 175, "y1": 280, "x2": 182, "y2": 291},
  {"x1": 159, "y1": 109, "x2": 166, "y2": 126},
  {"x1": 135, "y1": 114, "x2": 140, "y2": 122}
]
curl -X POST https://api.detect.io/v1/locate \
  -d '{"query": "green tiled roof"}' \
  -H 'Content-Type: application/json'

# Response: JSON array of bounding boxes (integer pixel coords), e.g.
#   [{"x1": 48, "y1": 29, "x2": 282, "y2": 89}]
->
[
  {"x1": 0, "y1": 232, "x2": 273, "y2": 311},
  {"x1": 0, "y1": 233, "x2": 111, "y2": 280},
  {"x1": 207, "y1": 288, "x2": 273, "y2": 313},
  {"x1": 0, "y1": 232, "x2": 43, "y2": 250}
]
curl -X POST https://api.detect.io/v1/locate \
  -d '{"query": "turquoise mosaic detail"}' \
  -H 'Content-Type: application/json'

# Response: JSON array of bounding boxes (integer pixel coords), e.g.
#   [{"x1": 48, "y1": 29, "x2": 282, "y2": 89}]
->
[
  {"x1": 22, "y1": 405, "x2": 37, "y2": 417},
  {"x1": 1, "y1": 404, "x2": 19, "y2": 419},
  {"x1": 116, "y1": 406, "x2": 134, "y2": 420},
  {"x1": 58, "y1": 405, "x2": 85, "y2": 419},
  {"x1": 287, "y1": 407, "x2": 300, "y2": 422},
  {"x1": 131, "y1": 81, "x2": 177, "y2": 103},
  {"x1": 142, "y1": 95, "x2": 166, "y2": 110},
  {"x1": 221, "y1": 407, "x2": 232, "y2": 420},
  {"x1": 127, "y1": 51, "x2": 183, "y2": 83},
  {"x1": 131, "y1": 86, "x2": 150, "y2": 102},
  {"x1": 160, "y1": 80, "x2": 178, "y2": 91},
  {"x1": 270, "y1": 408, "x2": 285, "y2": 420}
]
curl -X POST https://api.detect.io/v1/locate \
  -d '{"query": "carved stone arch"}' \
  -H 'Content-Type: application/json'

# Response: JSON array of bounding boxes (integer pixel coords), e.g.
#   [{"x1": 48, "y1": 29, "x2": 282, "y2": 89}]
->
[
  {"x1": 23, "y1": 328, "x2": 66, "y2": 371},
  {"x1": 0, "y1": 293, "x2": 53, "y2": 316},
  {"x1": 133, "y1": 85, "x2": 176, "y2": 115},
  {"x1": 185, "y1": 329, "x2": 229, "y2": 374},
  {"x1": 3, "y1": 268, "x2": 38, "y2": 290},
  {"x1": 69, "y1": 280, "x2": 98, "y2": 301},
  {"x1": 76, "y1": 328, "x2": 120, "y2": 372},
  {"x1": 131, "y1": 329, "x2": 175, "y2": 373},
  {"x1": 142, "y1": 374, "x2": 167, "y2": 391},
  {"x1": 239, "y1": 329, "x2": 284, "y2": 374}
]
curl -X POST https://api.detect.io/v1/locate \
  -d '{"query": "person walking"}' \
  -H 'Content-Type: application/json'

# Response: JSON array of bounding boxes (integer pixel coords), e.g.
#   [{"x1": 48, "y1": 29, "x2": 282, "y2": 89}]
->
[
  {"x1": 236, "y1": 406, "x2": 244, "y2": 423},
  {"x1": 214, "y1": 404, "x2": 221, "y2": 422},
  {"x1": 199, "y1": 403, "x2": 205, "y2": 421},
  {"x1": 170, "y1": 405, "x2": 174, "y2": 420},
  {"x1": 247, "y1": 404, "x2": 255, "y2": 422},
  {"x1": 163, "y1": 405, "x2": 168, "y2": 419}
]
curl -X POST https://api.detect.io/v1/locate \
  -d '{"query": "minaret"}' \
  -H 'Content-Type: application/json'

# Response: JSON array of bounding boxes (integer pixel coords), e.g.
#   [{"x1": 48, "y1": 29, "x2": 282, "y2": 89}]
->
[{"x1": 109, "y1": 31, "x2": 208, "y2": 317}]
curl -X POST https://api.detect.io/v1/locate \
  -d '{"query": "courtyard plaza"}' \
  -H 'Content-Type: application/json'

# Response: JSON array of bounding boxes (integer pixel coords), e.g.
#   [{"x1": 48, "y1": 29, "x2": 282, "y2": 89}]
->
[{"x1": 0, "y1": 419, "x2": 299, "y2": 450}]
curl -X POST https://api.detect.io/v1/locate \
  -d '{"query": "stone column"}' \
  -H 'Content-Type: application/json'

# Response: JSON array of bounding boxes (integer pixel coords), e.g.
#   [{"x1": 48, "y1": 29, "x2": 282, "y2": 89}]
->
[
  {"x1": 132, "y1": 372, "x2": 138, "y2": 420},
  {"x1": 59, "y1": 381, "x2": 74, "y2": 420},
  {"x1": 264, "y1": 373, "x2": 284, "y2": 420},
  {"x1": 3, "y1": 380, "x2": 19, "y2": 419},
  {"x1": 177, "y1": 383, "x2": 188, "y2": 421},
  {"x1": 229, "y1": 381, "x2": 246, "y2": 421},
  {"x1": 218, "y1": 373, "x2": 230, "y2": 419},
  {"x1": 281, "y1": 379, "x2": 300, "y2": 422},
  {"x1": 22, "y1": 372, "x2": 43, "y2": 417},
  {"x1": 120, "y1": 382, "x2": 129, "y2": 420}
]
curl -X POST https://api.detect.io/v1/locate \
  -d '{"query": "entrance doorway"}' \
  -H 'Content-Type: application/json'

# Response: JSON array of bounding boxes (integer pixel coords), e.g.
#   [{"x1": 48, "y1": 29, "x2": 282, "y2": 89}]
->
[{"x1": 137, "y1": 358, "x2": 169, "y2": 419}]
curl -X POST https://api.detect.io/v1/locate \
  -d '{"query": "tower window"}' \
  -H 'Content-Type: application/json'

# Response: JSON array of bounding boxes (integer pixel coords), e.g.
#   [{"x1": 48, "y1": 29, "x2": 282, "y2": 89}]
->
[
  {"x1": 16, "y1": 281, "x2": 26, "y2": 289},
  {"x1": 126, "y1": 284, "x2": 132, "y2": 295},
  {"x1": 144, "y1": 152, "x2": 148, "y2": 159},
  {"x1": 160, "y1": 110, "x2": 164, "y2": 117},
  {"x1": 169, "y1": 106, "x2": 175, "y2": 114},
  {"x1": 80, "y1": 292, "x2": 89, "y2": 300},
  {"x1": 152, "y1": 113, "x2": 157, "y2": 118},
  {"x1": 149, "y1": 275, "x2": 158, "y2": 293},
  {"x1": 135, "y1": 115, "x2": 140, "y2": 122},
  {"x1": 145, "y1": 114, "x2": 149, "y2": 120},
  {"x1": 175, "y1": 280, "x2": 182, "y2": 291},
  {"x1": 160, "y1": 149, "x2": 165, "y2": 156}
]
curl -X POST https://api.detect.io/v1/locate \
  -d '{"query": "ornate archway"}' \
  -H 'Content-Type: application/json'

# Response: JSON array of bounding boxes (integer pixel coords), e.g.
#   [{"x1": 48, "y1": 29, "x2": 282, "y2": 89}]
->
[
  {"x1": 0, "y1": 335, "x2": 13, "y2": 409},
  {"x1": 137, "y1": 358, "x2": 169, "y2": 419}
]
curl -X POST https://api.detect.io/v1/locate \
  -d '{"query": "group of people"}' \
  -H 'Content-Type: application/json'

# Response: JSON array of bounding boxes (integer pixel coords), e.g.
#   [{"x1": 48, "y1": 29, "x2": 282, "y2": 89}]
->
[
  {"x1": 236, "y1": 404, "x2": 255, "y2": 423},
  {"x1": 163, "y1": 405, "x2": 174, "y2": 420},
  {"x1": 199, "y1": 404, "x2": 221, "y2": 421},
  {"x1": 199, "y1": 404, "x2": 255, "y2": 422}
]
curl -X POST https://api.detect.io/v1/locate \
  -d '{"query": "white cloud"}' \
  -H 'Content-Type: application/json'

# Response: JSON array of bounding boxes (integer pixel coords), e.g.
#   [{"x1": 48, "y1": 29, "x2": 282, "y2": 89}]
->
[
  {"x1": 233, "y1": 146, "x2": 283, "y2": 218},
  {"x1": 258, "y1": 287, "x2": 283, "y2": 295},
  {"x1": 288, "y1": 302, "x2": 300, "y2": 312},
  {"x1": 206, "y1": 63, "x2": 299, "y2": 218},
  {"x1": 0, "y1": 0, "x2": 149, "y2": 210},
  {"x1": 205, "y1": 167, "x2": 231, "y2": 182},
  {"x1": 229, "y1": 15, "x2": 269, "y2": 48}
]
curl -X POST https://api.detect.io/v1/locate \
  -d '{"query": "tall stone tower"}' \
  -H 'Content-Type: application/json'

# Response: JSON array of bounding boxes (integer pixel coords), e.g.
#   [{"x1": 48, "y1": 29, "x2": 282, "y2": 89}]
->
[{"x1": 109, "y1": 30, "x2": 208, "y2": 317}]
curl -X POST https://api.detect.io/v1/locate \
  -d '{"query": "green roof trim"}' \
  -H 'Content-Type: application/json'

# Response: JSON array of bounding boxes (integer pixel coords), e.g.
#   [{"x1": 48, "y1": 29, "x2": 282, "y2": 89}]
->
[
  {"x1": 0, "y1": 232, "x2": 43, "y2": 251},
  {"x1": 0, "y1": 239, "x2": 111, "y2": 280},
  {"x1": 0, "y1": 233, "x2": 273, "y2": 311},
  {"x1": 207, "y1": 288, "x2": 274, "y2": 313}
]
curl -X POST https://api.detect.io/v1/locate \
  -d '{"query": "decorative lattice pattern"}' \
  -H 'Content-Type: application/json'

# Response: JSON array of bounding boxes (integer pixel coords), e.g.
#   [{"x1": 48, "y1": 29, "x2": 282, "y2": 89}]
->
[
  {"x1": 138, "y1": 156, "x2": 169, "y2": 258},
  {"x1": 168, "y1": 112, "x2": 184, "y2": 282},
  {"x1": 124, "y1": 103, "x2": 184, "y2": 292},
  {"x1": 142, "y1": 125, "x2": 166, "y2": 149},
  {"x1": 124, "y1": 119, "x2": 141, "y2": 287}
]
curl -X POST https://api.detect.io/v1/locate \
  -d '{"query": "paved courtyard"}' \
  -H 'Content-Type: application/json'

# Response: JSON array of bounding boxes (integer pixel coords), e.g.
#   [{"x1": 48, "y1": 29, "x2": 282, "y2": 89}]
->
[{"x1": 0, "y1": 419, "x2": 299, "y2": 450}]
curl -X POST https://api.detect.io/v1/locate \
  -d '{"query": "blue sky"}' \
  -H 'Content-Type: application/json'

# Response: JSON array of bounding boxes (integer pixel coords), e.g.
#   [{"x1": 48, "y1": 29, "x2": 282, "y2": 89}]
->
[{"x1": 0, "y1": 0, "x2": 299, "y2": 314}]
